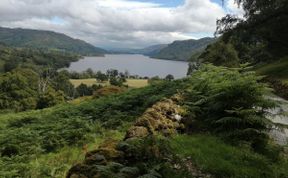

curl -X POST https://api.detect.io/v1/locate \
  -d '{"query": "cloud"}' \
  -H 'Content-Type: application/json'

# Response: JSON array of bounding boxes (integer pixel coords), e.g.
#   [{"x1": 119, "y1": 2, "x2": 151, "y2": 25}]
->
[
  {"x1": 226, "y1": 0, "x2": 245, "y2": 17},
  {"x1": 0, "y1": 0, "x2": 227, "y2": 48}
]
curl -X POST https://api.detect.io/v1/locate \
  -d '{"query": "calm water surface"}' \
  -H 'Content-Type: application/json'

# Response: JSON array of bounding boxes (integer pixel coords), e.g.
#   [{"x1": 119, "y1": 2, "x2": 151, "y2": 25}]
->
[{"x1": 68, "y1": 54, "x2": 189, "y2": 78}]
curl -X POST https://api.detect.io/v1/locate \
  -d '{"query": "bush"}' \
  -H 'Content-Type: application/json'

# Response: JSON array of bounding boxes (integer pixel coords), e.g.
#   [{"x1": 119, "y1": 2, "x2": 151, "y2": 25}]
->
[
  {"x1": 93, "y1": 86, "x2": 125, "y2": 98},
  {"x1": 184, "y1": 64, "x2": 274, "y2": 150}
]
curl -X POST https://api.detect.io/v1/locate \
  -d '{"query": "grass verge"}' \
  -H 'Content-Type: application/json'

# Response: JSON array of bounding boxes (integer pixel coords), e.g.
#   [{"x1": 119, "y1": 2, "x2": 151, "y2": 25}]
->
[{"x1": 170, "y1": 134, "x2": 288, "y2": 178}]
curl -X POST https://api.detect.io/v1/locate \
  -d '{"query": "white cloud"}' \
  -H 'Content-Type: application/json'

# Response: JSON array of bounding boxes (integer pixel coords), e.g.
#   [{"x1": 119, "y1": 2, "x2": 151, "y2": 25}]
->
[
  {"x1": 0, "y1": 0, "x2": 226, "y2": 48},
  {"x1": 226, "y1": 0, "x2": 245, "y2": 17}
]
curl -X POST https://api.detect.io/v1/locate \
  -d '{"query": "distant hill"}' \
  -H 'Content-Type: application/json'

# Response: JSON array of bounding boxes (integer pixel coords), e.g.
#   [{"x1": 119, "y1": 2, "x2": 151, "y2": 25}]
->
[
  {"x1": 151, "y1": 37, "x2": 216, "y2": 61},
  {"x1": 135, "y1": 44, "x2": 168, "y2": 56},
  {"x1": 0, "y1": 44, "x2": 80, "y2": 73},
  {"x1": 0, "y1": 27, "x2": 106, "y2": 56},
  {"x1": 109, "y1": 44, "x2": 167, "y2": 56}
]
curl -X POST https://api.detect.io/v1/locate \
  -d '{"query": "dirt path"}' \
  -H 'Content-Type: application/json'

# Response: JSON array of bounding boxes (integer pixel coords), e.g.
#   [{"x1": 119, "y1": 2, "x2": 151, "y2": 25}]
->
[{"x1": 267, "y1": 95, "x2": 288, "y2": 145}]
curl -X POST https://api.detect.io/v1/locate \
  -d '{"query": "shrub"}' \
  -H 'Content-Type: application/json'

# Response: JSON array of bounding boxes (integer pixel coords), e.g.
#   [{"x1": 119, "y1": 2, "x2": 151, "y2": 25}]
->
[{"x1": 184, "y1": 64, "x2": 275, "y2": 150}]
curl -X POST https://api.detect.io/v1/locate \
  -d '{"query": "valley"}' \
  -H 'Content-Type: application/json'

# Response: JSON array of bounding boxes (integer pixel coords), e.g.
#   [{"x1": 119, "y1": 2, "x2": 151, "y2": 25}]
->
[{"x1": 0, "y1": 0, "x2": 288, "y2": 178}]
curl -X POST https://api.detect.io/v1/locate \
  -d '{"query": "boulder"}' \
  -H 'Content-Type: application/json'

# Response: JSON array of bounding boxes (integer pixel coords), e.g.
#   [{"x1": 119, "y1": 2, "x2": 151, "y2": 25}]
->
[{"x1": 125, "y1": 126, "x2": 149, "y2": 140}]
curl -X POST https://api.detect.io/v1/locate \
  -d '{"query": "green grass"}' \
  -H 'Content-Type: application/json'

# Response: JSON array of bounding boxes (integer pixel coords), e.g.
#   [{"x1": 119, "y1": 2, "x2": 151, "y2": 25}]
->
[
  {"x1": 26, "y1": 130, "x2": 124, "y2": 178},
  {"x1": 170, "y1": 134, "x2": 288, "y2": 178},
  {"x1": 70, "y1": 78, "x2": 148, "y2": 88},
  {"x1": 255, "y1": 57, "x2": 288, "y2": 82},
  {"x1": 0, "y1": 80, "x2": 186, "y2": 177}
]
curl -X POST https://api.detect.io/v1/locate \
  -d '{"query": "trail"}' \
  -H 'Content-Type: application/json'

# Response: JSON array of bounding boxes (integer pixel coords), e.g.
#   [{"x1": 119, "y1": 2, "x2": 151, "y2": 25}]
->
[{"x1": 267, "y1": 95, "x2": 288, "y2": 145}]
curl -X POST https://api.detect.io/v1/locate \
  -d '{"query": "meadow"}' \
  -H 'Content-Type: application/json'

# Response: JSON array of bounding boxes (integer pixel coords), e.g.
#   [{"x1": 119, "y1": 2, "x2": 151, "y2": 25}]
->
[{"x1": 70, "y1": 78, "x2": 148, "y2": 88}]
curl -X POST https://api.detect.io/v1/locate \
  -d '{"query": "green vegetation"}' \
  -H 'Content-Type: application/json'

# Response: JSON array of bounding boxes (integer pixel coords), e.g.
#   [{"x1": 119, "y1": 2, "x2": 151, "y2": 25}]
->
[
  {"x1": 152, "y1": 37, "x2": 215, "y2": 61},
  {"x1": 200, "y1": 0, "x2": 287, "y2": 66},
  {"x1": 110, "y1": 44, "x2": 168, "y2": 56},
  {"x1": 0, "y1": 44, "x2": 79, "y2": 72},
  {"x1": 255, "y1": 57, "x2": 288, "y2": 82},
  {"x1": 0, "y1": 68, "x2": 66, "y2": 111},
  {"x1": 1, "y1": 0, "x2": 288, "y2": 177},
  {"x1": 66, "y1": 64, "x2": 287, "y2": 178},
  {"x1": 195, "y1": 0, "x2": 288, "y2": 99},
  {"x1": 170, "y1": 134, "x2": 288, "y2": 178},
  {"x1": 0, "y1": 80, "x2": 187, "y2": 177},
  {"x1": 0, "y1": 27, "x2": 106, "y2": 56},
  {"x1": 185, "y1": 64, "x2": 274, "y2": 151},
  {"x1": 199, "y1": 41, "x2": 240, "y2": 67}
]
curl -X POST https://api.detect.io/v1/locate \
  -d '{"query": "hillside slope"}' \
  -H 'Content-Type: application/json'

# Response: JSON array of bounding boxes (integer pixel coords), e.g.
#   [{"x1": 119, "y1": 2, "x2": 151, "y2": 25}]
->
[
  {"x1": 152, "y1": 37, "x2": 216, "y2": 61},
  {"x1": 109, "y1": 44, "x2": 167, "y2": 56},
  {"x1": 0, "y1": 27, "x2": 106, "y2": 56}
]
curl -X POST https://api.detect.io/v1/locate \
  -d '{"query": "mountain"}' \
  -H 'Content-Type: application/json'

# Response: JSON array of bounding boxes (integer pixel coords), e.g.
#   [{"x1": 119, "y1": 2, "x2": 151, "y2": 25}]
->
[
  {"x1": 134, "y1": 44, "x2": 168, "y2": 56},
  {"x1": 0, "y1": 27, "x2": 106, "y2": 56},
  {"x1": 108, "y1": 44, "x2": 167, "y2": 56},
  {"x1": 151, "y1": 37, "x2": 216, "y2": 61}
]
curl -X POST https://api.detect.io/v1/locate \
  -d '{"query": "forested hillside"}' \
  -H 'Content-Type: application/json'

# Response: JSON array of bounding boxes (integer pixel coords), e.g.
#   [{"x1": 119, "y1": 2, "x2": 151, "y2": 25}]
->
[
  {"x1": 198, "y1": 0, "x2": 287, "y2": 70},
  {"x1": 0, "y1": 27, "x2": 106, "y2": 56},
  {"x1": 109, "y1": 44, "x2": 167, "y2": 56},
  {"x1": 152, "y1": 37, "x2": 215, "y2": 61},
  {"x1": 0, "y1": 44, "x2": 80, "y2": 73},
  {"x1": 195, "y1": 0, "x2": 288, "y2": 99}
]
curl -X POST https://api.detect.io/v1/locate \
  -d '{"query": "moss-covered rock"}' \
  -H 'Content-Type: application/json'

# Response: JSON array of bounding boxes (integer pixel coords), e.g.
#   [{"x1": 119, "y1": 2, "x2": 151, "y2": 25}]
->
[
  {"x1": 67, "y1": 96, "x2": 186, "y2": 178},
  {"x1": 86, "y1": 139, "x2": 124, "y2": 161},
  {"x1": 125, "y1": 126, "x2": 149, "y2": 140}
]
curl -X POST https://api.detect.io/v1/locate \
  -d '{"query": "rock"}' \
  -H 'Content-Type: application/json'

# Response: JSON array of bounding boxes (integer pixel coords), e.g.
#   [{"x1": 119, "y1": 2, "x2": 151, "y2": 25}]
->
[
  {"x1": 125, "y1": 126, "x2": 149, "y2": 140},
  {"x1": 108, "y1": 162, "x2": 125, "y2": 172},
  {"x1": 173, "y1": 114, "x2": 182, "y2": 121},
  {"x1": 120, "y1": 166, "x2": 140, "y2": 177},
  {"x1": 66, "y1": 163, "x2": 94, "y2": 178},
  {"x1": 90, "y1": 139, "x2": 124, "y2": 161},
  {"x1": 84, "y1": 154, "x2": 107, "y2": 165}
]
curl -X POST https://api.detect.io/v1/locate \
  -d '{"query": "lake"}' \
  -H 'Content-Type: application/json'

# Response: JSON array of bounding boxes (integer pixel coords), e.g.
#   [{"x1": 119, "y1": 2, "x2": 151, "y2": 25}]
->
[{"x1": 67, "y1": 54, "x2": 189, "y2": 78}]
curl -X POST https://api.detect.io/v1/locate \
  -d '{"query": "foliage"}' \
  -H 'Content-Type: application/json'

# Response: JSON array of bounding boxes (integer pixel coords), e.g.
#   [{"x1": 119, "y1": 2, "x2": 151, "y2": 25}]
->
[
  {"x1": 95, "y1": 71, "x2": 109, "y2": 82},
  {"x1": 0, "y1": 27, "x2": 106, "y2": 56},
  {"x1": 75, "y1": 83, "x2": 94, "y2": 97},
  {"x1": 0, "y1": 68, "x2": 38, "y2": 111},
  {"x1": 37, "y1": 89, "x2": 65, "y2": 109},
  {"x1": 152, "y1": 37, "x2": 215, "y2": 61},
  {"x1": 0, "y1": 80, "x2": 187, "y2": 177},
  {"x1": 109, "y1": 77, "x2": 125, "y2": 87},
  {"x1": 184, "y1": 64, "x2": 274, "y2": 150},
  {"x1": 164, "y1": 74, "x2": 174, "y2": 81},
  {"x1": 0, "y1": 44, "x2": 80, "y2": 73},
  {"x1": 170, "y1": 134, "x2": 288, "y2": 178},
  {"x1": 0, "y1": 68, "x2": 72, "y2": 111},
  {"x1": 210, "y1": 0, "x2": 288, "y2": 66},
  {"x1": 199, "y1": 40, "x2": 240, "y2": 67}
]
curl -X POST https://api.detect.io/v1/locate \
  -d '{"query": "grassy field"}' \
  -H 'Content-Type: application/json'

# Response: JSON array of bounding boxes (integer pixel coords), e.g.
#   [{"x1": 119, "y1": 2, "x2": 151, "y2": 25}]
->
[
  {"x1": 170, "y1": 134, "x2": 288, "y2": 178},
  {"x1": 255, "y1": 57, "x2": 288, "y2": 82},
  {"x1": 70, "y1": 78, "x2": 148, "y2": 88}
]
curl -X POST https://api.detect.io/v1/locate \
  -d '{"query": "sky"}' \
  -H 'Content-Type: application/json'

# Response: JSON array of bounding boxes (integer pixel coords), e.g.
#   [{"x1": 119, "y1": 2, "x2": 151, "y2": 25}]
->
[{"x1": 0, "y1": 0, "x2": 244, "y2": 49}]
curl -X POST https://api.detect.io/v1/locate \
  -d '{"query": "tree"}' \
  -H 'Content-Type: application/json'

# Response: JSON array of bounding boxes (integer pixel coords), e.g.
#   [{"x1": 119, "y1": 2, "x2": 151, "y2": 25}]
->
[
  {"x1": 0, "y1": 68, "x2": 38, "y2": 111},
  {"x1": 109, "y1": 77, "x2": 123, "y2": 87},
  {"x1": 199, "y1": 41, "x2": 240, "y2": 67},
  {"x1": 106, "y1": 69, "x2": 118, "y2": 78},
  {"x1": 216, "y1": 0, "x2": 288, "y2": 61},
  {"x1": 85, "y1": 68, "x2": 94, "y2": 78},
  {"x1": 53, "y1": 70, "x2": 75, "y2": 98},
  {"x1": 37, "y1": 89, "x2": 64, "y2": 109},
  {"x1": 76, "y1": 83, "x2": 93, "y2": 96},
  {"x1": 165, "y1": 74, "x2": 174, "y2": 81},
  {"x1": 95, "y1": 71, "x2": 108, "y2": 82}
]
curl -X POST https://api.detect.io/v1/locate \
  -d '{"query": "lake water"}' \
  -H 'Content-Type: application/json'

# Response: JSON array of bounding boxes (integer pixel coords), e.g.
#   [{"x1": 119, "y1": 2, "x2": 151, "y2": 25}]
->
[{"x1": 67, "y1": 54, "x2": 189, "y2": 78}]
